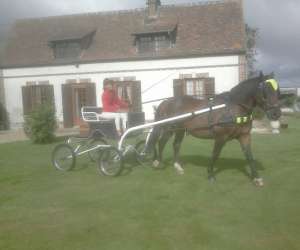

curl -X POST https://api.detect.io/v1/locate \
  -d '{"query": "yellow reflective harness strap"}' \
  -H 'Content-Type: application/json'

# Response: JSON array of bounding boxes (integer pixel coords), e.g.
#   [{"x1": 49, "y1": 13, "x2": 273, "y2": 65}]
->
[
  {"x1": 265, "y1": 79, "x2": 279, "y2": 91},
  {"x1": 236, "y1": 114, "x2": 253, "y2": 124}
]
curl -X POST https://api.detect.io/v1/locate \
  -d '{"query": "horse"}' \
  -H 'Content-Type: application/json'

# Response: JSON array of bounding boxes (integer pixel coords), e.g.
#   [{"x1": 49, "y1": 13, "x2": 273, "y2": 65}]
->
[{"x1": 146, "y1": 72, "x2": 281, "y2": 186}]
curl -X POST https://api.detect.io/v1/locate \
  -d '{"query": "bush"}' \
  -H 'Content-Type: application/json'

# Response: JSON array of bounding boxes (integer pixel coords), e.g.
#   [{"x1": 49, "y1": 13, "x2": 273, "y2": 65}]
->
[
  {"x1": 0, "y1": 102, "x2": 9, "y2": 130},
  {"x1": 24, "y1": 103, "x2": 57, "y2": 144}
]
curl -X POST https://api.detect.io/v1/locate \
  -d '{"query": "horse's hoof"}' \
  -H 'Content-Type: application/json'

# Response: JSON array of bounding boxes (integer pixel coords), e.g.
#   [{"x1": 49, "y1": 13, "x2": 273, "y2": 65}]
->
[
  {"x1": 152, "y1": 160, "x2": 160, "y2": 168},
  {"x1": 253, "y1": 178, "x2": 264, "y2": 187},
  {"x1": 174, "y1": 162, "x2": 184, "y2": 175}
]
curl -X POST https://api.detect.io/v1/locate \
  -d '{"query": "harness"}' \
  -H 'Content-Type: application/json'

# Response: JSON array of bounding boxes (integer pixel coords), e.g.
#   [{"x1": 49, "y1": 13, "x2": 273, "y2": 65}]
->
[
  {"x1": 206, "y1": 95, "x2": 253, "y2": 136},
  {"x1": 235, "y1": 114, "x2": 253, "y2": 124}
]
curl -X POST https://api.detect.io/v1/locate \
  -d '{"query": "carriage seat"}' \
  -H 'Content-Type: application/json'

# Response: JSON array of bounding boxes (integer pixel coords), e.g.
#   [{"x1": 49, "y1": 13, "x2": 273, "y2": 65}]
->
[
  {"x1": 81, "y1": 106, "x2": 114, "y2": 123},
  {"x1": 80, "y1": 106, "x2": 118, "y2": 139}
]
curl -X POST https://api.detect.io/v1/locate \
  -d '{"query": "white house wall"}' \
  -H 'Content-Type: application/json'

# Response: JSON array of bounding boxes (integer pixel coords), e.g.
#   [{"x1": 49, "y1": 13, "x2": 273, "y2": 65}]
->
[{"x1": 2, "y1": 55, "x2": 240, "y2": 129}]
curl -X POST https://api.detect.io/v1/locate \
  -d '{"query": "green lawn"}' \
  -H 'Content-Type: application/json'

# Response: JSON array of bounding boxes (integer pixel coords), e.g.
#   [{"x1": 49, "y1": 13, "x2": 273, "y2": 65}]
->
[{"x1": 0, "y1": 117, "x2": 300, "y2": 250}]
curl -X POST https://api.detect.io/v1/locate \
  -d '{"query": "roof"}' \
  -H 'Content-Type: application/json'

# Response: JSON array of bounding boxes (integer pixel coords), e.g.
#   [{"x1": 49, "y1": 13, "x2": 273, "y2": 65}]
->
[{"x1": 1, "y1": 0, "x2": 246, "y2": 68}]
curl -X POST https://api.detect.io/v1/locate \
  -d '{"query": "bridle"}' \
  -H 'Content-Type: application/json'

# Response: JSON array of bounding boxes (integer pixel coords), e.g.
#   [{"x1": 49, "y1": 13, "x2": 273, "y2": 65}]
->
[{"x1": 256, "y1": 79, "x2": 280, "y2": 113}]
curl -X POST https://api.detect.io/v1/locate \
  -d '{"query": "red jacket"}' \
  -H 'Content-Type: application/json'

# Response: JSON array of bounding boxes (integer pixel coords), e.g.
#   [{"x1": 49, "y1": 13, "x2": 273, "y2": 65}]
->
[{"x1": 102, "y1": 89, "x2": 128, "y2": 112}]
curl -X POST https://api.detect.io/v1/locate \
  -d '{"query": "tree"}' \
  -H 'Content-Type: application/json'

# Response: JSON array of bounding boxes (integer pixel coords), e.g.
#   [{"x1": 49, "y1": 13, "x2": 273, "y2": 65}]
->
[{"x1": 245, "y1": 24, "x2": 258, "y2": 77}]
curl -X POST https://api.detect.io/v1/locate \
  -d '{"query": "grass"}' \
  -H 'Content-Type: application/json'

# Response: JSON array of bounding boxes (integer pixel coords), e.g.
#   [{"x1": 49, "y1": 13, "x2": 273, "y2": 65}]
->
[{"x1": 0, "y1": 117, "x2": 300, "y2": 250}]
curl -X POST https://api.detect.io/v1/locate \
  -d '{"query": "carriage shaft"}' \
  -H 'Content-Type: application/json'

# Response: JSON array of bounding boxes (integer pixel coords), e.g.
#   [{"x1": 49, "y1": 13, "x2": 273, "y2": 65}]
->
[{"x1": 118, "y1": 104, "x2": 226, "y2": 150}]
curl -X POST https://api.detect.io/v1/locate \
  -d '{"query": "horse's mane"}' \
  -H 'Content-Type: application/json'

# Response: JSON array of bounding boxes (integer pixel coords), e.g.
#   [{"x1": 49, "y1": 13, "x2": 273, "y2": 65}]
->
[{"x1": 228, "y1": 76, "x2": 261, "y2": 104}]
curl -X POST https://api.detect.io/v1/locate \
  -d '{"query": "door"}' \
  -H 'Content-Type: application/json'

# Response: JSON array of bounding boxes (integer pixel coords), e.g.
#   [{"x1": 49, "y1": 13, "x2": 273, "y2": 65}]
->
[
  {"x1": 62, "y1": 82, "x2": 96, "y2": 128},
  {"x1": 73, "y1": 87, "x2": 87, "y2": 125}
]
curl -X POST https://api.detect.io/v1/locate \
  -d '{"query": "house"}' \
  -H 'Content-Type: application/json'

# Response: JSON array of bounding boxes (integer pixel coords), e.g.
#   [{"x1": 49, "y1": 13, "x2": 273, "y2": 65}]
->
[{"x1": 0, "y1": 0, "x2": 247, "y2": 129}]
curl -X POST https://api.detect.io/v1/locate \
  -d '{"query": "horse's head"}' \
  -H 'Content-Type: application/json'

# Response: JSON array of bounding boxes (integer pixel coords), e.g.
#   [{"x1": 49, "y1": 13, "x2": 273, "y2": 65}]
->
[{"x1": 256, "y1": 72, "x2": 281, "y2": 120}]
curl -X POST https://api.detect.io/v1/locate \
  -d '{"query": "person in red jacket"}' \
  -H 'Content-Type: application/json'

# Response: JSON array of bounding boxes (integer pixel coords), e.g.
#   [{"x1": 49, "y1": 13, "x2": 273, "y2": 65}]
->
[
  {"x1": 101, "y1": 81, "x2": 129, "y2": 135},
  {"x1": 102, "y1": 82, "x2": 129, "y2": 112}
]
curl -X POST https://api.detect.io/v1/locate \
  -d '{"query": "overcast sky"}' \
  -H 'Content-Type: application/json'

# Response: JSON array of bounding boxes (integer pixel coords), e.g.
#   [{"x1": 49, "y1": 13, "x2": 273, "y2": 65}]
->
[{"x1": 0, "y1": 0, "x2": 299, "y2": 86}]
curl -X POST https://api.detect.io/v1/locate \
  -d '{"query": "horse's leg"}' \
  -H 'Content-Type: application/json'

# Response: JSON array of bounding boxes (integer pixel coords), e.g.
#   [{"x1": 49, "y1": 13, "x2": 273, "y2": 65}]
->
[
  {"x1": 153, "y1": 129, "x2": 173, "y2": 168},
  {"x1": 238, "y1": 134, "x2": 264, "y2": 187},
  {"x1": 173, "y1": 130, "x2": 185, "y2": 175},
  {"x1": 208, "y1": 139, "x2": 226, "y2": 182}
]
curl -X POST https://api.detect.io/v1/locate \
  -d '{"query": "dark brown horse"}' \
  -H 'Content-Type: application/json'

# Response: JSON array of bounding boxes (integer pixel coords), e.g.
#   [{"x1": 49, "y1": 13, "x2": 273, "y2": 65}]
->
[{"x1": 146, "y1": 72, "x2": 281, "y2": 186}]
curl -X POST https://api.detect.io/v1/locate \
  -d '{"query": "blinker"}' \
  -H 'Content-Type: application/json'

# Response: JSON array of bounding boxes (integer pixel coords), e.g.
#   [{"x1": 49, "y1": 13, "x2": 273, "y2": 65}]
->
[{"x1": 265, "y1": 79, "x2": 278, "y2": 91}]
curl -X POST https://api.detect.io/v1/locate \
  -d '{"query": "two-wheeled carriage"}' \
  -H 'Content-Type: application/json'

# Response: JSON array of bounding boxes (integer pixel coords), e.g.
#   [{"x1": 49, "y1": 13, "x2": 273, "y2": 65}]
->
[{"x1": 51, "y1": 104, "x2": 226, "y2": 176}]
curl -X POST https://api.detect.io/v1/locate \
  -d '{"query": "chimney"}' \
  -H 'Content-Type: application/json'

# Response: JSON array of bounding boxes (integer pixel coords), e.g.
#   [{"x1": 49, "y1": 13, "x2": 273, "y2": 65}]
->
[{"x1": 147, "y1": 0, "x2": 161, "y2": 18}]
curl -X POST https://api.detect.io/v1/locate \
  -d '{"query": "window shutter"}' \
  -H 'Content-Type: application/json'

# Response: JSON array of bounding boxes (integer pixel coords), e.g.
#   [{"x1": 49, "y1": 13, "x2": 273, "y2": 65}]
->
[
  {"x1": 204, "y1": 78, "x2": 215, "y2": 98},
  {"x1": 39, "y1": 85, "x2": 55, "y2": 106},
  {"x1": 85, "y1": 83, "x2": 96, "y2": 106},
  {"x1": 22, "y1": 85, "x2": 54, "y2": 115},
  {"x1": 173, "y1": 79, "x2": 184, "y2": 98},
  {"x1": 22, "y1": 86, "x2": 33, "y2": 115},
  {"x1": 130, "y1": 81, "x2": 142, "y2": 112},
  {"x1": 62, "y1": 84, "x2": 73, "y2": 128}
]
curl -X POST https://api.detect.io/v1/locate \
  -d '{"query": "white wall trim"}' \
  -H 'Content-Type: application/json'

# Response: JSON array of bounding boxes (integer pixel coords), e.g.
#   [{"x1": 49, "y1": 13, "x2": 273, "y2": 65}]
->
[{"x1": 1, "y1": 63, "x2": 240, "y2": 79}]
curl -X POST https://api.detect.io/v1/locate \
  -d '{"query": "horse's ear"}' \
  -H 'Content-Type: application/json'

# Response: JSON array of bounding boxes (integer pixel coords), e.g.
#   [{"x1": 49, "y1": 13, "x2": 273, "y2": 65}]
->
[{"x1": 258, "y1": 71, "x2": 264, "y2": 80}]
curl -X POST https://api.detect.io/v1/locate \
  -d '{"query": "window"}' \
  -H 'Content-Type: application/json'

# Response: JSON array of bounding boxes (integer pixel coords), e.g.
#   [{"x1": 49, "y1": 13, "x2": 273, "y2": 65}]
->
[
  {"x1": 123, "y1": 76, "x2": 136, "y2": 81},
  {"x1": 53, "y1": 41, "x2": 81, "y2": 59},
  {"x1": 66, "y1": 79, "x2": 77, "y2": 84},
  {"x1": 38, "y1": 81, "x2": 50, "y2": 85},
  {"x1": 173, "y1": 77, "x2": 215, "y2": 99},
  {"x1": 26, "y1": 81, "x2": 36, "y2": 86},
  {"x1": 184, "y1": 79, "x2": 205, "y2": 99},
  {"x1": 137, "y1": 33, "x2": 171, "y2": 53},
  {"x1": 107, "y1": 80, "x2": 142, "y2": 112},
  {"x1": 22, "y1": 85, "x2": 55, "y2": 115},
  {"x1": 79, "y1": 78, "x2": 91, "y2": 83}
]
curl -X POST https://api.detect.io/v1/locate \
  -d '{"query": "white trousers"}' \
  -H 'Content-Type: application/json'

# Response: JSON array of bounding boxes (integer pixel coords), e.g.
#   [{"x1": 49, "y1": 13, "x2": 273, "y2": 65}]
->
[{"x1": 100, "y1": 112, "x2": 128, "y2": 132}]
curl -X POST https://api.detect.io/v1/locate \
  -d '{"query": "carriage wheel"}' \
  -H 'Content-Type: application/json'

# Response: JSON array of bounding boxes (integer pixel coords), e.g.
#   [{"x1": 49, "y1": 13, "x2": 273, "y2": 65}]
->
[
  {"x1": 134, "y1": 140, "x2": 155, "y2": 166},
  {"x1": 52, "y1": 144, "x2": 76, "y2": 171},
  {"x1": 87, "y1": 138, "x2": 108, "y2": 162},
  {"x1": 98, "y1": 147, "x2": 123, "y2": 176}
]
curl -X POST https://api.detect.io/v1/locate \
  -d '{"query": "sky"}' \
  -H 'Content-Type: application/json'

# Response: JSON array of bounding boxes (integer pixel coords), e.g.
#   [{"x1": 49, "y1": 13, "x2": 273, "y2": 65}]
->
[{"x1": 0, "y1": 0, "x2": 299, "y2": 87}]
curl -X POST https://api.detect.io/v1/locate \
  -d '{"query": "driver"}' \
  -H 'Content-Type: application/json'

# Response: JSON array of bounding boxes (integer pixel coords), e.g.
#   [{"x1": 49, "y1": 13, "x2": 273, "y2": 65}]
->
[{"x1": 101, "y1": 80, "x2": 129, "y2": 136}]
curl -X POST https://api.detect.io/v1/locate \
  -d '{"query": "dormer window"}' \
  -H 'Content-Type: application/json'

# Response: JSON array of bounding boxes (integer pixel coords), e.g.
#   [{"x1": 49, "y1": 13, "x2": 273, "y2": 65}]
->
[
  {"x1": 49, "y1": 30, "x2": 96, "y2": 59},
  {"x1": 133, "y1": 25, "x2": 177, "y2": 54},
  {"x1": 137, "y1": 33, "x2": 171, "y2": 53},
  {"x1": 53, "y1": 40, "x2": 82, "y2": 59}
]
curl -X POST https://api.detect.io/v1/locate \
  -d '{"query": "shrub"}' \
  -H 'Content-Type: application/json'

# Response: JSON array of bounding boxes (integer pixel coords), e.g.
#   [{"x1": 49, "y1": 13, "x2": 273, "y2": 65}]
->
[
  {"x1": 24, "y1": 103, "x2": 57, "y2": 144},
  {"x1": 0, "y1": 102, "x2": 9, "y2": 130}
]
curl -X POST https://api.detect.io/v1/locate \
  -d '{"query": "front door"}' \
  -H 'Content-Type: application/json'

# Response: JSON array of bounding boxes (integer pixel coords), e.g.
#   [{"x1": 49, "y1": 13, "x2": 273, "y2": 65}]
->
[
  {"x1": 62, "y1": 82, "x2": 96, "y2": 128},
  {"x1": 73, "y1": 87, "x2": 87, "y2": 125}
]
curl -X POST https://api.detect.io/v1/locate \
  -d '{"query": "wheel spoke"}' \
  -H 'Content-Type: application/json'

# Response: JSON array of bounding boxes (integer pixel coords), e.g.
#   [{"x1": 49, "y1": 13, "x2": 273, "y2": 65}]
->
[{"x1": 52, "y1": 144, "x2": 76, "y2": 171}]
